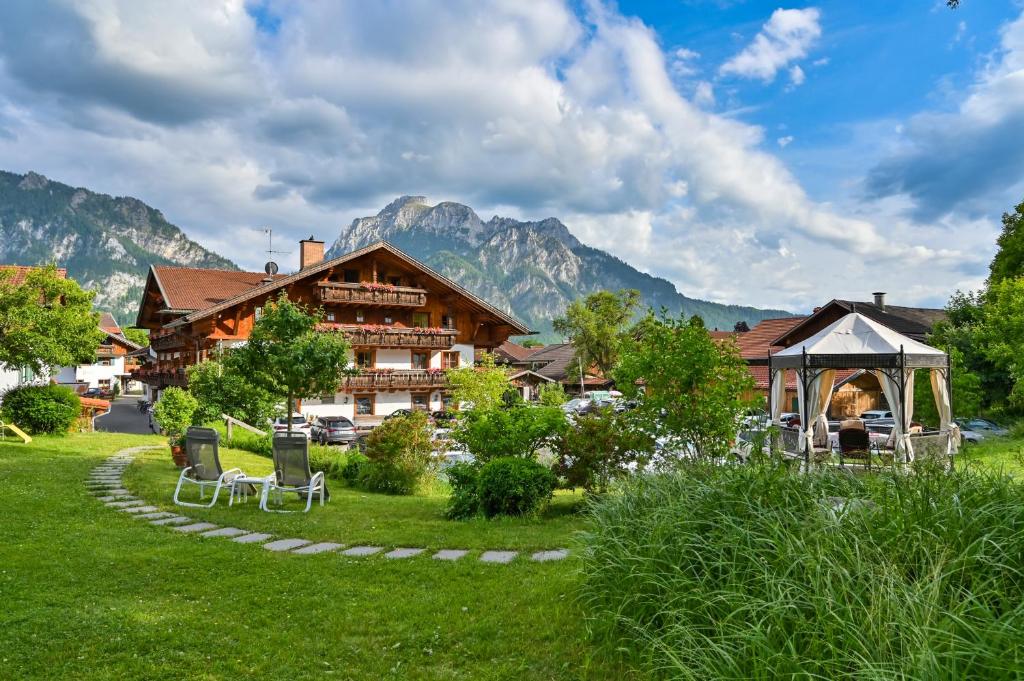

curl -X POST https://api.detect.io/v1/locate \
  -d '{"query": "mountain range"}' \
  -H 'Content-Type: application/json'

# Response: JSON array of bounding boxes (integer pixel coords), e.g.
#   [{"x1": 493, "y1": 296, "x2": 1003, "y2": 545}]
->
[
  {"x1": 0, "y1": 170, "x2": 235, "y2": 323},
  {"x1": 0, "y1": 171, "x2": 791, "y2": 335},
  {"x1": 328, "y1": 195, "x2": 791, "y2": 338}
]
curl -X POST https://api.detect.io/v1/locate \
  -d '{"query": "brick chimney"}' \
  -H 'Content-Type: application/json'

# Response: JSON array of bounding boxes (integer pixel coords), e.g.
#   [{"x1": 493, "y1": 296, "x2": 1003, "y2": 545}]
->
[
  {"x1": 872, "y1": 291, "x2": 886, "y2": 310},
  {"x1": 299, "y1": 236, "x2": 324, "y2": 269}
]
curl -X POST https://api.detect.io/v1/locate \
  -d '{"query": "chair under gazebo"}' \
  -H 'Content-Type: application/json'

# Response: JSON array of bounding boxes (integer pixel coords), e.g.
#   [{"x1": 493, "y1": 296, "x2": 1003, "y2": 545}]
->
[{"x1": 767, "y1": 313, "x2": 959, "y2": 467}]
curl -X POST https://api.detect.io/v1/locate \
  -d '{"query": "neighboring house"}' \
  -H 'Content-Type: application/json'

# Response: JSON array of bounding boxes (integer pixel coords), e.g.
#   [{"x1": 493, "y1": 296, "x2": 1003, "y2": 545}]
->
[
  {"x1": 771, "y1": 293, "x2": 946, "y2": 348},
  {"x1": 493, "y1": 341, "x2": 611, "y2": 396},
  {"x1": 55, "y1": 312, "x2": 143, "y2": 394},
  {"x1": 0, "y1": 265, "x2": 69, "y2": 399},
  {"x1": 134, "y1": 239, "x2": 531, "y2": 423}
]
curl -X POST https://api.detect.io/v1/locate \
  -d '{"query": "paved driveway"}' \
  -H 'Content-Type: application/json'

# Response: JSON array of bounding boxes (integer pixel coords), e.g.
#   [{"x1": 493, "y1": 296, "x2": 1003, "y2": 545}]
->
[{"x1": 95, "y1": 397, "x2": 157, "y2": 435}]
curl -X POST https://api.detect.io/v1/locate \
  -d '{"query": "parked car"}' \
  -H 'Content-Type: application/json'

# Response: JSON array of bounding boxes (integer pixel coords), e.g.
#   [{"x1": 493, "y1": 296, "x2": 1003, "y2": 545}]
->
[
  {"x1": 384, "y1": 409, "x2": 416, "y2": 420},
  {"x1": 778, "y1": 412, "x2": 800, "y2": 427},
  {"x1": 310, "y1": 416, "x2": 359, "y2": 446},
  {"x1": 957, "y1": 418, "x2": 1008, "y2": 437},
  {"x1": 82, "y1": 388, "x2": 104, "y2": 398},
  {"x1": 860, "y1": 410, "x2": 892, "y2": 421},
  {"x1": 959, "y1": 428, "x2": 984, "y2": 445},
  {"x1": 271, "y1": 415, "x2": 312, "y2": 438},
  {"x1": 561, "y1": 398, "x2": 588, "y2": 413}
]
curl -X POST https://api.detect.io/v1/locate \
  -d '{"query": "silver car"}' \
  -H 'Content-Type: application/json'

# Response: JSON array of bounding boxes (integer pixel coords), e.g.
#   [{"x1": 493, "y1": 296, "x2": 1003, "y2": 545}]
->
[{"x1": 310, "y1": 416, "x2": 359, "y2": 446}]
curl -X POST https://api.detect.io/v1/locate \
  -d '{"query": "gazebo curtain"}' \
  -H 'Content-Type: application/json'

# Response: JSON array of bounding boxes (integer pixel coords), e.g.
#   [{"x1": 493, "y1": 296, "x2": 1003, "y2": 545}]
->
[
  {"x1": 796, "y1": 369, "x2": 835, "y2": 452},
  {"x1": 874, "y1": 369, "x2": 915, "y2": 462},
  {"x1": 770, "y1": 368, "x2": 786, "y2": 423},
  {"x1": 930, "y1": 367, "x2": 959, "y2": 454}
]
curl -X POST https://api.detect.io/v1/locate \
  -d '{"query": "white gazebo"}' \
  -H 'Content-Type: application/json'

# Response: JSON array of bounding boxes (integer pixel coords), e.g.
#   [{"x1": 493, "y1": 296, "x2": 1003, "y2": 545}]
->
[{"x1": 768, "y1": 313, "x2": 957, "y2": 465}]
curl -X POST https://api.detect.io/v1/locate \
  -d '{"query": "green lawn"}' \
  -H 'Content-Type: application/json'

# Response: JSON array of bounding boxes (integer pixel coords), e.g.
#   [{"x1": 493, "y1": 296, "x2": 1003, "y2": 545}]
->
[
  {"x1": 0, "y1": 433, "x2": 620, "y2": 680},
  {"x1": 126, "y1": 446, "x2": 586, "y2": 551},
  {"x1": 960, "y1": 435, "x2": 1024, "y2": 475}
]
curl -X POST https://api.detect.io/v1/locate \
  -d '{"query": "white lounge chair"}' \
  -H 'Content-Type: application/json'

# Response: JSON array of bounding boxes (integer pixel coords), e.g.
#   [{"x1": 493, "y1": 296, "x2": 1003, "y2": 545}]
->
[
  {"x1": 173, "y1": 427, "x2": 246, "y2": 508},
  {"x1": 260, "y1": 432, "x2": 328, "y2": 513}
]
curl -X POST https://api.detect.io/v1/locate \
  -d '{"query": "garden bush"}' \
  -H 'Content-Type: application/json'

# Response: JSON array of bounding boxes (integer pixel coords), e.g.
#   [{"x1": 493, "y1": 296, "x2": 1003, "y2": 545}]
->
[
  {"x1": 341, "y1": 451, "x2": 369, "y2": 486},
  {"x1": 452, "y1": 405, "x2": 565, "y2": 463},
  {"x1": 357, "y1": 412, "x2": 434, "y2": 495},
  {"x1": 580, "y1": 461, "x2": 1024, "y2": 679},
  {"x1": 444, "y1": 461, "x2": 481, "y2": 519},
  {"x1": 477, "y1": 457, "x2": 556, "y2": 518},
  {"x1": 0, "y1": 384, "x2": 80, "y2": 434},
  {"x1": 554, "y1": 407, "x2": 654, "y2": 494}
]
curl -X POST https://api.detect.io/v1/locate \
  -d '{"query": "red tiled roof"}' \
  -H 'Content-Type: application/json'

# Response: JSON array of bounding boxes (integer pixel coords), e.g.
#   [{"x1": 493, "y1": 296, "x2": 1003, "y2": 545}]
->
[
  {"x1": 151, "y1": 266, "x2": 272, "y2": 311},
  {"x1": 736, "y1": 317, "x2": 808, "y2": 360},
  {"x1": 98, "y1": 312, "x2": 121, "y2": 335},
  {"x1": 709, "y1": 330, "x2": 736, "y2": 341},
  {"x1": 0, "y1": 265, "x2": 68, "y2": 285},
  {"x1": 495, "y1": 340, "x2": 538, "y2": 362}
]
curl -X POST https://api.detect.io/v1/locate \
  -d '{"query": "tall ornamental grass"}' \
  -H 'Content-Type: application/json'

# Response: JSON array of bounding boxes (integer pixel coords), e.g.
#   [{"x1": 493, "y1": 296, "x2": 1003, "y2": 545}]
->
[{"x1": 579, "y1": 463, "x2": 1024, "y2": 679}]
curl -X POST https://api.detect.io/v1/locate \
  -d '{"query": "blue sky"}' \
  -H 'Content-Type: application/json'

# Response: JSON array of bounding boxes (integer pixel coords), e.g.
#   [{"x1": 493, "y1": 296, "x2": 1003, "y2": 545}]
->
[{"x1": 0, "y1": 1, "x2": 1022, "y2": 312}]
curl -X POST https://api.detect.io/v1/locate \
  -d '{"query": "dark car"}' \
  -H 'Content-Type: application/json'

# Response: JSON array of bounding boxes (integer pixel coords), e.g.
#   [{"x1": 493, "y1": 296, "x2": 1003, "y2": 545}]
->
[
  {"x1": 384, "y1": 409, "x2": 416, "y2": 420},
  {"x1": 310, "y1": 416, "x2": 359, "y2": 446},
  {"x1": 431, "y1": 410, "x2": 458, "y2": 425},
  {"x1": 82, "y1": 388, "x2": 103, "y2": 398}
]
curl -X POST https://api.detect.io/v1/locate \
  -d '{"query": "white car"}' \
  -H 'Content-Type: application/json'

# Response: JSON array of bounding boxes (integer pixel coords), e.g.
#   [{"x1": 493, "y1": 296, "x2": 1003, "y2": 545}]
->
[
  {"x1": 271, "y1": 415, "x2": 313, "y2": 438},
  {"x1": 860, "y1": 410, "x2": 892, "y2": 422}
]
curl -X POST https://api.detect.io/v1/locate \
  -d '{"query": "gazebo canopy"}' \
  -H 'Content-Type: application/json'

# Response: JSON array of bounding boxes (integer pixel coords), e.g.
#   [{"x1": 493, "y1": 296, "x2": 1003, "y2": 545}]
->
[{"x1": 771, "y1": 312, "x2": 946, "y2": 369}]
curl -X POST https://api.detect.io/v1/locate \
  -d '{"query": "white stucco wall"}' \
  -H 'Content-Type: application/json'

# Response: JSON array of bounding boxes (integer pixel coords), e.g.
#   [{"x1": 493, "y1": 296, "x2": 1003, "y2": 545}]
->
[
  {"x1": 375, "y1": 348, "x2": 411, "y2": 369},
  {"x1": 429, "y1": 350, "x2": 442, "y2": 368},
  {"x1": 300, "y1": 398, "x2": 354, "y2": 420},
  {"x1": 452, "y1": 344, "x2": 474, "y2": 367},
  {"x1": 62, "y1": 356, "x2": 125, "y2": 389},
  {"x1": 375, "y1": 391, "x2": 412, "y2": 415}
]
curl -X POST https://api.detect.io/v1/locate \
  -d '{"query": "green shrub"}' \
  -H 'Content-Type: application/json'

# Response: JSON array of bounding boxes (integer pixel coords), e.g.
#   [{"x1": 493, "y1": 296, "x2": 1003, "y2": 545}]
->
[
  {"x1": 341, "y1": 452, "x2": 369, "y2": 486},
  {"x1": 306, "y1": 444, "x2": 349, "y2": 480},
  {"x1": 357, "y1": 412, "x2": 434, "y2": 495},
  {"x1": 452, "y1": 405, "x2": 565, "y2": 463},
  {"x1": 477, "y1": 457, "x2": 556, "y2": 518},
  {"x1": 152, "y1": 387, "x2": 198, "y2": 445},
  {"x1": 554, "y1": 408, "x2": 654, "y2": 494},
  {"x1": 580, "y1": 462, "x2": 1024, "y2": 679},
  {"x1": 1, "y1": 384, "x2": 80, "y2": 434},
  {"x1": 444, "y1": 461, "x2": 481, "y2": 519}
]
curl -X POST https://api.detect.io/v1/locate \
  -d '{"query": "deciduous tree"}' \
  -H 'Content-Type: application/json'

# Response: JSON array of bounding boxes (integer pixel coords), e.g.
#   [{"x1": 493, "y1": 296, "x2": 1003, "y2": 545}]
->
[
  {"x1": 553, "y1": 289, "x2": 641, "y2": 377},
  {"x1": 231, "y1": 294, "x2": 351, "y2": 432},
  {"x1": 445, "y1": 352, "x2": 510, "y2": 411}
]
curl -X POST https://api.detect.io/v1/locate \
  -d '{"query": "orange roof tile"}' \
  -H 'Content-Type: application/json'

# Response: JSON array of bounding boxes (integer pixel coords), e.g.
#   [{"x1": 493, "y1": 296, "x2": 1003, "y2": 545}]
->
[
  {"x1": 495, "y1": 340, "x2": 538, "y2": 362},
  {"x1": 0, "y1": 265, "x2": 68, "y2": 285},
  {"x1": 98, "y1": 312, "x2": 122, "y2": 335},
  {"x1": 736, "y1": 317, "x2": 808, "y2": 360},
  {"x1": 151, "y1": 266, "x2": 272, "y2": 311}
]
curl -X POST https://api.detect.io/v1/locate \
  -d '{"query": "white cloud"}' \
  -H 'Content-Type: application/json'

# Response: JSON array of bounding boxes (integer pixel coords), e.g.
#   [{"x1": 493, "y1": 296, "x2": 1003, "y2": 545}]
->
[
  {"x1": 720, "y1": 8, "x2": 822, "y2": 82},
  {"x1": 0, "y1": 0, "x2": 975, "y2": 311},
  {"x1": 777, "y1": 135, "x2": 794, "y2": 148},
  {"x1": 789, "y1": 64, "x2": 805, "y2": 86}
]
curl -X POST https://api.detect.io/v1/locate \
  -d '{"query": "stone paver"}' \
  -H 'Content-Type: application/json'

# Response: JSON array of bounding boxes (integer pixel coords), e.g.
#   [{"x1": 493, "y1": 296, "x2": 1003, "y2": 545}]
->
[
  {"x1": 150, "y1": 515, "x2": 193, "y2": 526},
  {"x1": 342, "y1": 546, "x2": 383, "y2": 557},
  {"x1": 480, "y1": 550, "x2": 518, "y2": 564},
  {"x1": 105, "y1": 500, "x2": 145, "y2": 508},
  {"x1": 97, "y1": 494, "x2": 135, "y2": 502},
  {"x1": 173, "y1": 522, "x2": 219, "y2": 533},
  {"x1": 96, "y1": 488, "x2": 130, "y2": 496},
  {"x1": 200, "y1": 527, "x2": 250, "y2": 538},
  {"x1": 134, "y1": 511, "x2": 177, "y2": 520},
  {"x1": 385, "y1": 548, "x2": 425, "y2": 559},
  {"x1": 531, "y1": 549, "x2": 570, "y2": 562},
  {"x1": 263, "y1": 538, "x2": 312, "y2": 552},
  {"x1": 231, "y1": 532, "x2": 274, "y2": 544},
  {"x1": 432, "y1": 549, "x2": 470, "y2": 561},
  {"x1": 292, "y1": 542, "x2": 344, "y2": 555},
  {"x1": 120, "y1": 505, "x2": 160, "y2": 514}
]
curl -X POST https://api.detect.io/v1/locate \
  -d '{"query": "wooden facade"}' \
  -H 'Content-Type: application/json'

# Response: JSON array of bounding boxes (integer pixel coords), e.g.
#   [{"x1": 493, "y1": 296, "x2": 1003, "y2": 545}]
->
[{"x1": 133, "y1": 241, "x2": 530, "y2": 421}]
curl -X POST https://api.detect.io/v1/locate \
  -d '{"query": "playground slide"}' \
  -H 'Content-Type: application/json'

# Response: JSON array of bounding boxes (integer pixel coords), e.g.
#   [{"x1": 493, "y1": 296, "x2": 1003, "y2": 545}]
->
[{"x1": 0, "y1": 423, "x2": 32, "y2": 444}]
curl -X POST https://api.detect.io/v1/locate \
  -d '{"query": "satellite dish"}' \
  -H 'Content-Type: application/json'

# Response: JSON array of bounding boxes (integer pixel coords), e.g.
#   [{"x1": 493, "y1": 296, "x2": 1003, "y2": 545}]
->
[{"x1": 264, "y1": 261, "x2": 279, "y2": 276}]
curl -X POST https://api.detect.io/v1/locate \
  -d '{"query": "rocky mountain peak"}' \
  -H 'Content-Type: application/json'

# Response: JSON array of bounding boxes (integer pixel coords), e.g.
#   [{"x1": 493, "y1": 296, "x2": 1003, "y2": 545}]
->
[{"x1": 17, "y1": 171, "x2": 49, "y2": 191}]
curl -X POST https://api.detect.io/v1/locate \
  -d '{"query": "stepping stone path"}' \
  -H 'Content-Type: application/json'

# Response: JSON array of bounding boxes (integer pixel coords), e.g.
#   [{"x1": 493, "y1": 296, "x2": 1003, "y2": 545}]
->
[
  {"x1": 342, "y1": 546, "x2": 383, "y2": 557},
  {"x1": 480, "y1": 551, "x2": 518, "y2": 564},
  {"x1": 263, "y1": 538, "x2": 312, "y2": 552},
  {"x1": 433, "y1": 549, "x2": 469, "y2": 561},
  {"x1": 89, "y1": 447, "x2": 570, "y2": 566},
  {"x1": 292, "y1": 542, "x2": 344, "y2": 555}
]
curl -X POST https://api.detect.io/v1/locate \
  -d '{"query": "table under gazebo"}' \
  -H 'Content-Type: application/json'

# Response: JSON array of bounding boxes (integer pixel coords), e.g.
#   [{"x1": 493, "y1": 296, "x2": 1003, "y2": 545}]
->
[{"x1": 767, "y1": 313, "x2": 959, "y2": 467}]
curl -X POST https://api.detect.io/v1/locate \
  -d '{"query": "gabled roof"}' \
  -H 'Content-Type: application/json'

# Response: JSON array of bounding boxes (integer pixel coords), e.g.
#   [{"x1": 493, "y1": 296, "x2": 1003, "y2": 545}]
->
[
  {"x1": 150, "y1": 266, "x2": 274, "y2": 312},
  {"x1": 494, "y1": 340, "x2": 539, "y2": 363},
  {"x1": 0, "y1": 265, "x2": 68, "y2": 285},
  {"x1": 773, "y1": 299, "x2": 945, "y2": 347},
  {"x1": 736, "y1": 317, "x2": 808, "y2": 360},
  {"x1": 98, "y1": 312, "x2": 121, "y2": 335},
  {"x1": 166, "y1": 241, "x2": 531, "y2": 335}
]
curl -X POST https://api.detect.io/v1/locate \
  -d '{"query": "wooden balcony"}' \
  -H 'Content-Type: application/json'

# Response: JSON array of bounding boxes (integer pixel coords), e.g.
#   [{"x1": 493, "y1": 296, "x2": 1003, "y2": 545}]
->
[
  {"x1": 150, "y1": 332, "x2": 182, "y2": 351},
  {"x1": 319, "y1": 282, "x2": 427, "y2": 307},
  {"x1": 131, "y1": 367, "x2": 188, "y2": 388},
  {"x1": 343, "y1": 370, "x2": 447, "y2": 391},
  {"x1": 326, "y1": 325, "x2": 458, "y2": 349},
  {"x1": 95, "y1": 346, "x2": 120, "y2": 358}
]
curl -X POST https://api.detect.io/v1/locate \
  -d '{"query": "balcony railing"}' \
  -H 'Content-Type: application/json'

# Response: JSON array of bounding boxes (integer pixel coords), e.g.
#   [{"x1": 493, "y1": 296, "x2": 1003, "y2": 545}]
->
[
  {"x1": 150, "y1": 332, "x2": 182, "y2": 351},
  {"x1": 131, "y1": 367, "x2": 188, "y2": 388},
  {"x1": 96, "y1": 346, "x2": 119, "y2": 358},
  {"x1": 320, "y1": 324, "x2": 457, "y2": 349},
  {"x1": 343, "y1": 370, "x2": 447, "y2": 391},
  {"x1": 319, "y1": 282, "x2": 427, "y2": 307}
]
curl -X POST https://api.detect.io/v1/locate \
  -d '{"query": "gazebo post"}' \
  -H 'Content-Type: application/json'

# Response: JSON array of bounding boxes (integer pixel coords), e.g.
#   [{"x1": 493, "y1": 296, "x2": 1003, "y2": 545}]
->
[
  {"x1": 947, "y1": 350, "x2": 954, "y2": 471},
  {"x1": 802, "y1": 347, "x2": 810, "y2": 468},
  {"x1": 899, "y1": 344, "x2": 906, "y2": 464}
]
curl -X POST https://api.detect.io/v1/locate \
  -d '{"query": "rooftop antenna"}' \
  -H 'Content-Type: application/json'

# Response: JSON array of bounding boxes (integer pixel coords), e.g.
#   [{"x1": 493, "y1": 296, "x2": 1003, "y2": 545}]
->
[{"x1": 262, "y1": 228, "x2": 291, "y2": 280}]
